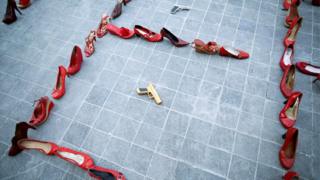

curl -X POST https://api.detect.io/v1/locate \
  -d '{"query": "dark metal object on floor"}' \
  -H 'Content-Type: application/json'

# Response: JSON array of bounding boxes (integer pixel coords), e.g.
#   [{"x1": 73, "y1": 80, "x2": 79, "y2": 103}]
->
[{"x1": 170, "y1": 5, "x2": 190, "y2": 14}]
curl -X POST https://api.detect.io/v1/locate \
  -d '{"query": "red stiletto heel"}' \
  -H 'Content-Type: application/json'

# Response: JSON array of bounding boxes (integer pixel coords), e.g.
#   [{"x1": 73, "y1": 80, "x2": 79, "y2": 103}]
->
[
  {"x1": 55, "y1": 146, "x2": 94, "y2": 170},
  {"x1": 284, "y1": 17, "x2": 302, "y2": 47},
  {"x1": 88, "y1": 166, "x2": 126, "y2": 180},
  {"x1": 2, "y1": 0, "x2": 22, "y2": 25},
  {"x1": 18, "y1": 0, "x2": 31, "y2": 9},
  {"x1": 52, "y1": 66, "x2": 68, "y2": 99},
  {"x1": 67, "y1": 46, "x2": 83, "y2": 75},
  {"x1": 84, "y1": 30, "x2": 96, "y2": 57},
  {"x1": 280, "y1": 44, "x2": 294, "y2": 71},
  {"x1": 29, "y1": 96, "x2": 54, "y2": 126},
  {"x1": 285, "y1": 0, "x2": 300, "y2": 28},
  {"x1": 280, "y1": 65, "x2": 295, "y2": 98},
  {"x1": 106, "y1": 23, "x2": 135, "y2": 39},
  {"x1": 279, "y1": 127, "x2": 299, "y2": 169},
  {"x1": 17, "y1": 139, "x2": 58, "y2": 155},
  {"x1": 96, "y1": 14, "x2": 111, "y2": 38},
  {"x1": 279, "y1": 92, "x2": 302, "y2": 128},
  {"x1": 134, "y1": 25, "x2": 163, "y2": 42},
  {"x1": 160, "y1": 28, "x2": 189, "y2": 47},
  {"x1": 283, "y1": 171, "x2": 299, "y2": 180}
]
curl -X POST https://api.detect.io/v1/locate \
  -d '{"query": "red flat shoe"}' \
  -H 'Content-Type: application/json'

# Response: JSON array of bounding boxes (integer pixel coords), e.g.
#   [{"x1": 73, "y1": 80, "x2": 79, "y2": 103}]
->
[
  {"x1": 29, "y1": 96, "x2": 54, "y2": 127},
  {"x1": 96, "y1": 14, "x2": 111, "y2": 38},
  {"x1": 111, "y1": 0, "x2": 123, "y2": 19},
  {"x1": 283, "y1": 0, "x2": 291, "y2": 10},
  {"x1": 284, "y1": 17, "x2": 302, "y2": 47},
  {"x1": 285, "y1": 0, "x2": 301, "y2": 28},
  {"x1": 55, "y1": 146, "x2": 94, "y2": 170},
  {"x1": 9, "y1": 122, "x2": 36, "y2": 156},
  {"x1": 67, "y1": 46, "x2": 83, "y2": 75},
  {"x1": 17, "y1": 0, "x2": 31, "y2": 9},
  {"x1": 192, "y1": 39, "x2": 219, "y2": 55},
  {"x1": 85, "y1": 30, "x2": 96, "y2": 57},
  {"x1": 279, "y1": 127, "x2": 298, "y2": 169},
  {"x1": 106, "y1": 23, "x2": 135, "y2": 39},
  {"x1": 296, "y1": 61, "x2": 320, "y2": 76},
  {"x1": 134, "y1": 25, "x2": 163, "y2": 42},
  {"x1": 160, "y1": 28, "x2": 189, "y2": 47},
  {"x1": 219, "y1": 46, "x2": 249, "y2": 59},
  {"x1": 313, "y1": 0, "x2": 320, "y2": 6},
  {"x1": 283, "y1": 171, "x2": 299, "y2": 180},
  {"x1": 279, "y1": 92, "x2": 302, "y2": 128},
  {"x1": 52, "y1": 66, "x2": 68, "y2": 99},
  {"x1": 280, "y1": 65, "x2": 295, "y2": 98},
  {"x1": 280, "y1": 44, "x2": 294, "y2": 71},
  {"x1": 88, "y1": 166, "x2": 126, "y2": 180},
  {"x1": 17, "y1": 139, "x2": 58, "y2": 155}
]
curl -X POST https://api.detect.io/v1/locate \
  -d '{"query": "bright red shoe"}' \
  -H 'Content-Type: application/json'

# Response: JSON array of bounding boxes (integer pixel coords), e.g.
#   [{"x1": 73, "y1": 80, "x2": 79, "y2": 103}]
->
[
  {"x1": 285, "y1": 0, "x2": 301, "y2": 28},
  {"x1": 85, "y1": 30, "x2": 96, "y2": 57},
  {"x1": 96, "y1": 14, "x2": 111, "y2": 38},
  {"x1": 106, "y1": 23, "x2": 135, "y2": 39},
  {"x1": 280, "y1": 44, "x2": 294, "y2": 71},
  {"x1": 296, "y1": 61, "x2": 320, "y2": 76},
  {"x1": 280, "y1": 65, "x2": 295, "y2": 98},
  {"x1": 17, "y1": 0, "x2": 31, "y2": 9},
  {"x1": 29, "y1": 96, "x2": 54, "y2": 126},
  {"x1": 279, "y1": 92, "x2": 302, "y2": 129},
  {"x1": 283, "y1": 171, "x2": 299, "y2": 180},
  {"x1": 67, "y1": 46, "x2": 83, "y2": 75},
  {"x1": 17, "y1": 139, "x2": 58, "y2": 155},
  {"x1": 88, "y1": 166, "x2": 126, "y2": 180},
  {"x1": 55, "y1": 146, "x2": 94, "y2": 170},
  {"x1": 283, "y1": 0, "x2": 291, "y2": 10},
  {"x1": 160, "y1": 28, "x2": 189, "y2": 47},
  {"x1": 134, "y1": 25, "x2": 163, "y2": 42},
  {"x1": 219, "y1": 46, "x2": 249, "y2": 59},
  {"x1": 284, "y1": 17, "x2": 302, "y2": 47},
  {"x1": 52, "y1": 66, "x2": 68, "y2": 99},
  {"x1": 313, "y1": 0, "x2": 320, "y2": 6},
  {"x1": 279, "y1": 127, "x2": 299, "y2": 169}
]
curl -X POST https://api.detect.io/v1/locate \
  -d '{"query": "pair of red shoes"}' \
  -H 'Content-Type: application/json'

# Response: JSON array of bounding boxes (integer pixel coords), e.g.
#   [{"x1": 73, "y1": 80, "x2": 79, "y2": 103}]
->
[
  {"x1": 8, "y1": 122, "x2": 125, "y2": 180},
  {"x1": 51, "y1": 46, "x2": 83, "y2": 99}
]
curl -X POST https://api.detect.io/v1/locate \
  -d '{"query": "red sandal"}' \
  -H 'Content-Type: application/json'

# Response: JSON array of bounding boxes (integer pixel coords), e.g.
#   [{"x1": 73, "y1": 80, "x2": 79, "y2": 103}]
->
[
  {"x1": 96, "y1": 14, "x2": 111, "y2": 38},
  {"x1": 280, "y1": 65, "x2": 295, "y2": 98},
  {"x1": 29, "y1": 96, "x2": 54, "y2": 126},
  {"x1": 84, "y1": 30, "x2": 96, "y2": 57},
  {"x1": 279, "y1": 127, "x2": 299, "y2": 169},
  {"x1": 134, "y1": 25, "x2": 163, "y2": 42},
  {"x1": 106, "y1": 23, "x2": 135, "y2": 39},
  {"x1": 52, "y1": 66, "x2": 68, "y2": 99},
  {"x1": 279, "y1": 92, "x2": 302, "y2": 129},
  {"x1": 88, "y1": 166, "x2": 126, "y2": 180}
]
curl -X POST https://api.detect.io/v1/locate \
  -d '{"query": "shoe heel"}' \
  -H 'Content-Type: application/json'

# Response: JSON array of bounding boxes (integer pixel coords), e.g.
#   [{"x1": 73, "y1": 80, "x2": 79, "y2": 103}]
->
[
  {"x1": 282, "y1": 132, "x2": 287, "y2": 139},
  {"x1": 14, "y1": 3, "x2": 22, "y2": 15}
]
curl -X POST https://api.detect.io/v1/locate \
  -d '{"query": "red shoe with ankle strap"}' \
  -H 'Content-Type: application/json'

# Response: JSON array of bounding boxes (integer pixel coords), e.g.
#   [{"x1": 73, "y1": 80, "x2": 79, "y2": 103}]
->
[
  {"x1": 106, "y1": 23, "x2": 135, "y2": 39},
  {"x1": 67, "y1": 46, "x2": 83, "y2": 75},
  {"x1": 29, "y1": 96, "x2": 54, "y2": 126},
  {"x1": 17, "y1": 139, "x2": 58, "y2": 155},
  {"x1": 279, "y1": 127, "x2": 299, "y2": 169},
  {"x1": 96, "y1": 14, "x2": 111, "y2": 38},
  {"x1": 88, "y1": 166, "x2": 126, "y2": 180},
  {"x1": 280, "y1": 45, "x2": 294, "y2": 71},
  {"x1": 296, "y1": 61, "x2": 320, "y2": 76},
  {"x1": 283, "y1": 171, "x2": 299, "y2": 180},
  {"x1": 55, "y1": 146, "x2": 94, "y2": 170},
  {"x1": 18, "y1": 0, "x2": 31, "y2": 9},
  {"x1": 280, "y1": 65, "x2": 295, "y2": 98},
  {"x1": 134, "y1": 25, "x2": 163, "y2": 42},
  {"x1": 85, "y1": 30, "x2": 96, "y2": 57},
  {"x1": 284, "y1": 17, "x2": 302, "y2": 47},
  {"x1": 312, "y1": 0, "x2": 320, "y2": 6},
  {"x1": 283, "y1": 0, "x2": 291, "y2": 10},
  {"x1": 285, "y1": 0, "x2": 300, "y2": 28},
  {"x1": 52, "y1": 66, "x2": 68, "y2": 99},
  {"x1": 279, "y1": 92, "x2": 302, "y2": 129}
]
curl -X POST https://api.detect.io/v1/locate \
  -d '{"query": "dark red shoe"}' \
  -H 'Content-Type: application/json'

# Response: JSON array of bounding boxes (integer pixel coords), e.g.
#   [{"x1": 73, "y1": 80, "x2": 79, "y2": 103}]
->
[
  {"x1": 283, "y1": 0, "x2": 291, "y2": 10},
  {"x1": 8, "y1": 122, "x2": 36, "y2": 156},
  {"x1": 52, "y1": 66, "x2": 68, "y2": 99},
  {"x1": 279, "y1": 92, "x2": 302, "y2": 129},
  {"x1": 313, "y1": 0, "x2": 320, "y2": 6},
  {"x1": 67, "y1": 46, "x2": 83, "y2": 75},
  {"x1": 88, "y1": 166, "x2": 126, "y2": 180},
  {"x1": 106, "y1": 23, "x2": 135, "y2": 39},
  {"x1": 279, "y1": 127, "x2": 299, "y2": 169},
  {"x1": 280, "y1": 44, "x2": 294, "y2": 71},
  {"x1": 160, "y1": 28, "x2": 189, "y2": 47},
  {"x1": 284, "y1": 17, "x2": 302, "y2": 47},
  {"x1": 55, "y1": 146, "x2": 94, "y2": 170},
  {"x1": 296, "y1": 61, "x2": 320, "y2": 76},
  {"x1": 85, "y1": 30, "x2": 96, "y2": 57},
  {"x1": 2, "y1": 0, "x2": 21, "y2": 25},
  {"x1": 29, "y1": 96, "x2": 54, "y2": 127},
  {"x1": 134, "y1": 25, "x2": 163, "y2": 42},
  {"x1": 280, "y1": 65, "x2": 295, "y2": 98},
  {"x1": 283, "y1": 171, "x2": 299, "y2": 180},
  {"x1": 18, "y1": 0, "x2": 31, "y2": 9},
  {"x1": 17, "y1": 139, "x2": 58, "y2": 155},
  {"x1": 219, "y1": 46, "x2": 249, "y2": 59},
  {"x1": 285, "y1": 0, "x2": 301, "y2": 28},
  {"x1": 111, "y1": 1, "x2": 122, "y2": 19}
]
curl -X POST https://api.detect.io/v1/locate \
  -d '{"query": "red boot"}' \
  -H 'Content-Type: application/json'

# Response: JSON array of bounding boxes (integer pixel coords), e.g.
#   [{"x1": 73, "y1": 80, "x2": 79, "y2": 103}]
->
[
  {"x1": 283, "y1": 171, "x2": 299, "y2": 180},
  {"x1": 279, "y1": 92, "x2": 302, "y2": 129},
  {"x1": 52, "y1": 66, "x2": 68, "y2": 99},
  {"x1": 279, "y1": 127, "x2": 299, "y2": 169},
  {"x1": 29, "y1": 96, "x2": 54, "y2": 126},
  {"x1": 18, "y1": 0, "x2": 31, "y2": 9},
  {"x1": 67, "y1": 46, "x2": 83, "y2": 75},
  {"x1": 280, "y1": 65, "x2": 295, "y2": 98},
  {"x1": 312, "y1": 0, "x2": 320, "y2": 6},
  {"x1": 55, "y1": 146, "x2": 94, "y2": 170},
  {"x1": 88, "y1": 166, "x2": 126, "y2": 180}
]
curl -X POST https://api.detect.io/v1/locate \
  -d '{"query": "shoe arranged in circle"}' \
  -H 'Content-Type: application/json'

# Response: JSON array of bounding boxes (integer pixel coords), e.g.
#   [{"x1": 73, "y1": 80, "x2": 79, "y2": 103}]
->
[
  {"x1": 55, "y1": 146, "x2": 94, "y2": 170},
  {"x1": 88, "y1": 166, "x2": 126, "y2": 180},
  {"x1": 160, "y1": 27, "x2": 189, "y2": 47},
  {"x1": 106, "y1": 23, "x2": 135, "y2": 39},
  {"x1": 134, "y1": 25, "x2": 163, "y2": 42},
  {"x1": 279, "y1": 92, "x2": 302, "y2": 128},
  {"x1": 280, "y1": 65, "x2": 295, "y2": 98},
  {"x1": 29, "y1": 96, "x2": 54, "y2": 126},
  {"x1": 284, "y1": 0, "x2": 301, "y2": 28},
  {"x1": 283, "y1": 171, "x2": 299, "y2": 180},
  {"x1": 84, "y1": 30, "x2": 96, "y2": 57},
  {"x1": 67, "y1": 46, "x2": 83, "y2": 75},
  {"x1": 52, "y1": 66, "x2": 68, "y2": 99},
  {"x1": 279, "y1": 127, "x2": 299, "y2": 169}
]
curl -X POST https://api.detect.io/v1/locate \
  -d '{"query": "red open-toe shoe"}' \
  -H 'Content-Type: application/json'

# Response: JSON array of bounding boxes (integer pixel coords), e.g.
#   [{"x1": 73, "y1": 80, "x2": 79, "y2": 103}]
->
[
  {"x1": 55, "y1": 146, "x2": 94, "y2": 170},
  {"x1": 192, "y1": 39, "x2": 218, "y2": 55},
  {"x1": 283, "y1": 0, "x2": 291, "y2": 10},
  {"x1": 283, "y1": 171, "x2": 299, "y2": 180},
  {"x1": 111, "y1": 0, "x2": 123, "y2": 19},
  {"x1": 160, "y1": 28, "x2": 189, "y2": 47},
  {"x1": 279, "y1": 92, "x2": 302, "y2": 129},
  {"x1": 8, "y1": 122, "x2": 36, "y2": 156},
  {"x1": 284, "y1": 17, "x2": 302, "y2": 47},
  {"x1": 280, "y1": 44, "x2": 294, "y2": 71},
  {"x1": 106, "y1": 23, "x2": 135, "y2": 39},
  {"x1": 17, "y1": 0, "x2": 31, "y2": 9},
  {"x1": 17, "y1": 139, "x2": 58, "y2": 155},
  {"x1": 29, "y1": 96, "x2": 54, "y2": 127},
  {"x1": 67, "y1": 46, "x2": 83, "y2": 75},
  {"x1": 88, "y1": 166, "x2": 126, "y2": 180},
  {"x1": 285, "y1": 0, "x2": 300, "y2": 28},
  {"x1": 296, "y1": 61, "x2": 320, "y2": 76},
  {"x1": 280, "y1": 65, "x2": 295, "y2": 98},
  {"x1": 96, "y1": 14, "x2": 111, "y2": 38},
  {"x1": 279, "y1": 127, "x2": 298, "y2": 169},
  {"x1": 84, "y1": 30, "x2": 96, "y2": 57},
  {"x1": 52, "y1": 66, "x2": 68, "y2": 99},
  {"x1": 134, "y1": 25, "x2": 163, "y2": 42}
]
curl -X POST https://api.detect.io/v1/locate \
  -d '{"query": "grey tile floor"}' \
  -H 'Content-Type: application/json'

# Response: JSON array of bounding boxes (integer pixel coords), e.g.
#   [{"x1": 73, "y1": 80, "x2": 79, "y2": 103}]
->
[{"x1": 0, "y1": 0, "x2": 319, "y2": 179}]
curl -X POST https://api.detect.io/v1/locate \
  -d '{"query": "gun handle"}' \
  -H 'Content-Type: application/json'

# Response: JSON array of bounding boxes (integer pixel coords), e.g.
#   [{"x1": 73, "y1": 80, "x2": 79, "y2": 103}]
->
[{"x1": 137, "y1": 88, "x2": 148, "y2": 95}]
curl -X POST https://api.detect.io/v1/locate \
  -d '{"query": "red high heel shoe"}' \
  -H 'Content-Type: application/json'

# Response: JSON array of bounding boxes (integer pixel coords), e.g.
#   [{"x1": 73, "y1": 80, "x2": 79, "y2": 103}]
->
[
  {"x1": 106, "y1": 23, "x2": 135, "y2": 39},
  {"x1": 160, "y1": 28, "x2": 189, "y2": 47},
  {"x1": 52, "y1": 66, "x2": 68, "y2": 99},
  {"x1": 55, "y1": 146, "x2": 94, "y2": 170},
  {"x1": 84, "y1": 30, "x2": 96, "y2": 57},
  {"x1": 296, "y1": 61, "x2": 320, "y2": 76},
  {"x1": 111, "y1": 0, "x2": 123, "y2": 19},
  {"x1": 29, "y1": 96, "x2": 54, "y2": 127},
  {"x1": 2, "y1": 0, "x2": 22, "y2": 25},
  {"x1": 279, "y1": 127, "x2": 299, "y2": 169},
  {"x1": 16, "y1": 139, "x2": 58, "y2": 155},
  {"x1": 283, "y1": 0, "x2": 291, "y2": 10},
  {"x1": 134, "y1": 25, "x2": 163, "y2": 42},
  {"x1": 17, "y1": 0, "x2": 31, "y2": 9},
  {"x1": 8, "y1": 122, "x2": 36, "y2": 156},
  {"x1": 283, "y1": 171, "x2": 299, "y2": 180},
  {"x1": 279, "y1": 92, "x2": 302, "y2": 128},
  {"x1": 313, "y1": 0, "x2": 320, "y2": 6},
  {"x1": 284, "y1": 17, "x2": 302, "y2": 47},
  {"x1": 280, "y1": 65, "x2": 295, "y2": 98},
  {"x1": 67, "y1": 46, "x2": 83, "y2": 75},
  {"x1": 88, "y1": 166, "x2": 126, "y2": 180},
  {"x1": 280, "y1": 44, "x2": 294, "y2": 71},
  {"x1": 285, "y1": 0, "x2": 300, "y2": 28},
  {"x1": 96, "y1": 14, "x2": 111, "y2": 38}
]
